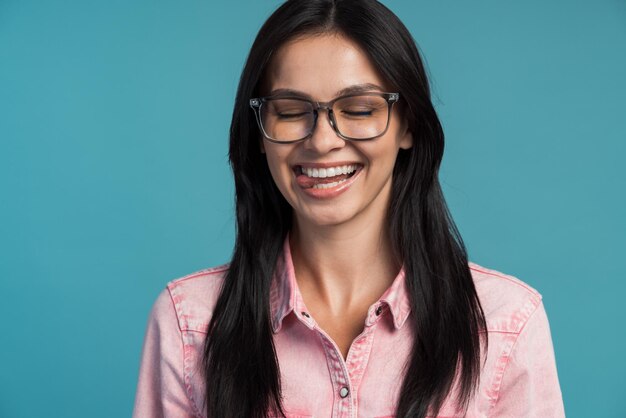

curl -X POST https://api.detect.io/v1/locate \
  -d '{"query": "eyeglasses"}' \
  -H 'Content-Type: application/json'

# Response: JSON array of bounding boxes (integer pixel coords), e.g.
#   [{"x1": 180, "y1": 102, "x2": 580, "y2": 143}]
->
[{"x1": 249, "y1": 92, "x2": 400, "y2": 144}]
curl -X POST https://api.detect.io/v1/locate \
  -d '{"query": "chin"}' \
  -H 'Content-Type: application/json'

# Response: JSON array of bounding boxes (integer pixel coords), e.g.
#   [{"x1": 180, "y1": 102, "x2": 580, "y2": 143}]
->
[{"x1": 298, "y1": 207, "x2": 357, "y2": 228}]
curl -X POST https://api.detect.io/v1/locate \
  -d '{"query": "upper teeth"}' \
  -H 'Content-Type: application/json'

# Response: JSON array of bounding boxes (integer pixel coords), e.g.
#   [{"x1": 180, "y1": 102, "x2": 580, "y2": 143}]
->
[{"x1": 302, "y1": 165, "x2": 358, "y2": 178}]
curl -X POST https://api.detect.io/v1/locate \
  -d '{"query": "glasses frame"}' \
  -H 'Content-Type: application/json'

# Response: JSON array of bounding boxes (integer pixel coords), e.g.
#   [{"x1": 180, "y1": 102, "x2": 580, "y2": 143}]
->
[{"x1": 249, "y1": 92, "x2": 400, "y2": 144}]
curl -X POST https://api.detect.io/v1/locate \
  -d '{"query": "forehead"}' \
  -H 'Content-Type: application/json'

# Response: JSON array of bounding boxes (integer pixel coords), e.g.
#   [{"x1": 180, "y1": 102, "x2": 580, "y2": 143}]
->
[{"x1": 264, "y1": 33, "x2": 388, "y2": 100}]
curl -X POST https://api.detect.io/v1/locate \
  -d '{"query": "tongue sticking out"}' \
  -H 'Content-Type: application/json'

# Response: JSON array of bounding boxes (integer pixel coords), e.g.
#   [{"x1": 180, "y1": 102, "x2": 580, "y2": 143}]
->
[{"x1": 296, "y1": 171, "x2": 352, "y2": 188}]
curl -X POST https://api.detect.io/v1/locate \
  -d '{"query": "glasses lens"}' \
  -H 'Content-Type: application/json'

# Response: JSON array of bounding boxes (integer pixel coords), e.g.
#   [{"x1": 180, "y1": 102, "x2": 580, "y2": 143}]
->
[
  {"x1": 261, "y1": 99, "x2": 314, "y2": 142},
  {"x1": 333, "y1": 95, "x2": 389, "y2": 139}
]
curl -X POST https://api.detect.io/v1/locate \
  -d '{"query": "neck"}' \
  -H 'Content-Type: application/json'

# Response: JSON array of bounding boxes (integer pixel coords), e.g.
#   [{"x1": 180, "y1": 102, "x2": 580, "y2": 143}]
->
[{"x1": 290, "y1": 208, "x2": 399, "y2": 315}]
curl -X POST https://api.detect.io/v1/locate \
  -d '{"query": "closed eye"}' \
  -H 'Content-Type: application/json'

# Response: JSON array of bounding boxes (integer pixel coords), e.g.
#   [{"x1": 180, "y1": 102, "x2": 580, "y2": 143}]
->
[
  {"x1": 340, "y1": 108, "x2": 376, "y2": 118},
  {"x1": 342, "y1": 110, "x2": 373, "y2": 116},
  {"x1": 277, "y1": 112, "x2": 310, "y2": 119}
]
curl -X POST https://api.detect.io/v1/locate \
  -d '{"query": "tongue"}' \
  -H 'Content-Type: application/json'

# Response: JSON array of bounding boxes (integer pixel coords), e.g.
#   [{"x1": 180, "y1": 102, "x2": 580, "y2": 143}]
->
[{"x1": 296, "y1": 173, "x2": 350, "y2": 188}]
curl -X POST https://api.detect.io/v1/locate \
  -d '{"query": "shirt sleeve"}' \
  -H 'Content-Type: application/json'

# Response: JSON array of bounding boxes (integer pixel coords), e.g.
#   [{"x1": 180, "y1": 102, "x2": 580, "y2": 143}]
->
[
  {"x1": 491, "y1": 301, "x2": 566, "y2": 417},
  {"x1": 132, "y1": 288, "x2": 199, "y2": 418}
]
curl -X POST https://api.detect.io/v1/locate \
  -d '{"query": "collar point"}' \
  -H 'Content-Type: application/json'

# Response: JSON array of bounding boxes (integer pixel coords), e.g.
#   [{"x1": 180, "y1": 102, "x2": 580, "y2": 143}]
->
[{"x1": 393, "y1": 309, "x2": 411, "y2": 330}]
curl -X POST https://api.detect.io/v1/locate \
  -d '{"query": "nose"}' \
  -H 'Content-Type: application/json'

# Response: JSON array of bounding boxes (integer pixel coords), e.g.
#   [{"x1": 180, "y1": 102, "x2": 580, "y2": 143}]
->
[{"x1": 303, "y1": 107, "x2": 346, "y2": 154}]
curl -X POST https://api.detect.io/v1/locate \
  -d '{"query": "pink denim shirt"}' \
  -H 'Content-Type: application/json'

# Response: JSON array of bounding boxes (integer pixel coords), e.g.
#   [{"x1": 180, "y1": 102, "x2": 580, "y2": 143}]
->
[{"x1": 133, "y1": 240, "x2": 565, "y2": 417}]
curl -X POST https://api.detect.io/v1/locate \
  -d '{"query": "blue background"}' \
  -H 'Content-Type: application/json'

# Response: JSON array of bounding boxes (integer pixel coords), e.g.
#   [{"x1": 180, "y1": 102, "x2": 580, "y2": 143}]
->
[{"x1": 1, "y1": 1, "x2": 624, "y2": 417}]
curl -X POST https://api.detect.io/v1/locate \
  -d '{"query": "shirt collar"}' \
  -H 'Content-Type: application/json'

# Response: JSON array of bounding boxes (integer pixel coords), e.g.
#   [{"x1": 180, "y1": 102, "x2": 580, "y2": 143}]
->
[{"x1": 269, "y1": 235, "x2": 412, "y2": 333}]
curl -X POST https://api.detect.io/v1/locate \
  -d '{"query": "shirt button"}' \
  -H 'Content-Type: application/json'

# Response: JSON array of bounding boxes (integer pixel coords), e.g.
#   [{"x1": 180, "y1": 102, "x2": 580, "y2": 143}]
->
[
  {"x1": 301, "y1": 311, "x2": 310, "y2": 318},
  {"x1": 375, "y1": 306, "x2": 383, "y2": 316},
  {"x1": 339, "y1": 387, "x2": 349, "y2": 398}
]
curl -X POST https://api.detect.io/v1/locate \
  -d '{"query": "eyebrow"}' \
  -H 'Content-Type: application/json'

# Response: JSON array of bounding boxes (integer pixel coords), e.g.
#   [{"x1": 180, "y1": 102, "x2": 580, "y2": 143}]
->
[{"x1": 267, "y1": 83, "x2": 386, "y2": 100}]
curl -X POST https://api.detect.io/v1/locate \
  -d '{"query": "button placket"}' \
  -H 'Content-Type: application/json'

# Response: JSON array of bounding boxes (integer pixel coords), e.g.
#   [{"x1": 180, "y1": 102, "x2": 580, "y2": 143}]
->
[
  {"x1": 345, "y1": 327, "x2": 376, "y2": 400},
  {"x1": 317, "y1": 328, "x2": 354, "y2": 418}
]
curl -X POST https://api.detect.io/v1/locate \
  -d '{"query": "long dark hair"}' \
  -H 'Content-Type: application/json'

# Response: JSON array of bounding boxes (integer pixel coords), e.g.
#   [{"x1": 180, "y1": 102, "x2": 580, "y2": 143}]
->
[{"x1": 203, "y1": 1, "x2": 487, "y2": 417}]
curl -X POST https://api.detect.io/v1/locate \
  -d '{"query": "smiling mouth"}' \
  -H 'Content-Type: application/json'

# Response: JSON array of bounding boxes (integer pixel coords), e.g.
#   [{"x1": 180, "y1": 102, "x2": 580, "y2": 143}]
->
[{"x1": 294, "y1": 164, "x2": 362, "y2": 189}]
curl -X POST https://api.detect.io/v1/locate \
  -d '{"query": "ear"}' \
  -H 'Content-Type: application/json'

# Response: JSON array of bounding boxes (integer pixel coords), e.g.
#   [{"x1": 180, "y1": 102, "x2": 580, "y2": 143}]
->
[
  {"x1": 398, "y1": 121, "x2": 413, "y2": 150},
  {"x1": 259, "y1": 138, "x2": 266, "y2": 154}
]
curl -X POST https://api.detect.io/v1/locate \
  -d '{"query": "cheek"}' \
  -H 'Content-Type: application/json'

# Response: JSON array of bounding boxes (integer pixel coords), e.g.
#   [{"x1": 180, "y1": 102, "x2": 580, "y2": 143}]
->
[
  {"x1": 263, "y1": 147, "x2": 293, "y2": 194},
  {"x1": 360, "y1": 142, "x2": 400, "y2": 171}
]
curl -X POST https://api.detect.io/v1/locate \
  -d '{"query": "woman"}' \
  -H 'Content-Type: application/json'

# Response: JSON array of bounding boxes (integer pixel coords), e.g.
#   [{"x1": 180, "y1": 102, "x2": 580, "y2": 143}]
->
[{"x1": 133, "y1": 1, "x2": 564, "y2": 417}]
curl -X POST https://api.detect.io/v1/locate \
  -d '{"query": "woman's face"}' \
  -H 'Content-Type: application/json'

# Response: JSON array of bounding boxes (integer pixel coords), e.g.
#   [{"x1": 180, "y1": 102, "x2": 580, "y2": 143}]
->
[{"x1": 262, "y1": 33, "x2": 412, "y2": 229}]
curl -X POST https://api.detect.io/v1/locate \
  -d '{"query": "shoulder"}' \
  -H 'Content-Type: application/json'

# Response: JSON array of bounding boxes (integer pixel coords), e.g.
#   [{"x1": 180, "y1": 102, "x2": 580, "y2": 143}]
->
[
  {"x1": 153, "y1": 263, "x2": 229, "y2": 334},
  {"x1": 469, "y1": 262, "x2": 543, "y2": 334}
]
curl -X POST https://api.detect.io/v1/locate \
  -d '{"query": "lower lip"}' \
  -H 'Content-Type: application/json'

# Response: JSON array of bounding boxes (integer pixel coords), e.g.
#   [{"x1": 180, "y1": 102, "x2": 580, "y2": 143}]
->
[{"x1": 296, "y1": 167, "x2": 363, "y2": 199}]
